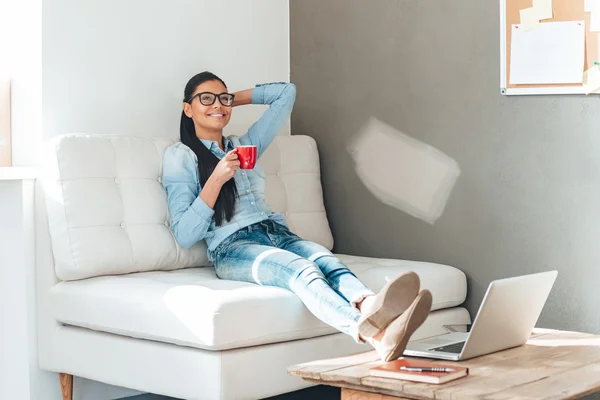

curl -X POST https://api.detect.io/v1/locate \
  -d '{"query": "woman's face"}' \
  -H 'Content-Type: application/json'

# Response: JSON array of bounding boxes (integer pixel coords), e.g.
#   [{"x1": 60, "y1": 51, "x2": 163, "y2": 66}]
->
[{"x1": 184, "y1": 80, "x2": 232, "y2": 133}]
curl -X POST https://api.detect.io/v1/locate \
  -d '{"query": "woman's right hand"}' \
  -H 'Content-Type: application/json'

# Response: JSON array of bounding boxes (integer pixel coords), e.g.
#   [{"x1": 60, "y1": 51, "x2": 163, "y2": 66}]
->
[{"x1": 211, "y1": 149, "x2": 240, "y2": 186}]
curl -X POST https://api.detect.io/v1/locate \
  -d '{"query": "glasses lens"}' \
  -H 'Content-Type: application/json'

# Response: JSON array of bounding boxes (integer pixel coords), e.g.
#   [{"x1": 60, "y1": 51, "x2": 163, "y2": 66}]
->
[
  {"x1": 199, "y1": 93, "x2": 216, "y2": 105},
  {"x1": 219, "y1": 94, "x2": 234, "y2": 106}
]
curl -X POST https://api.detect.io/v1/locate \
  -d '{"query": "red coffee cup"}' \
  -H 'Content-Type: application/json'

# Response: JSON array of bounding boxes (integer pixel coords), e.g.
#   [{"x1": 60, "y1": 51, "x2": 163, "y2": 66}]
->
[{"x1": 236, "y1": 145, "x2": 257, "y2": 169}]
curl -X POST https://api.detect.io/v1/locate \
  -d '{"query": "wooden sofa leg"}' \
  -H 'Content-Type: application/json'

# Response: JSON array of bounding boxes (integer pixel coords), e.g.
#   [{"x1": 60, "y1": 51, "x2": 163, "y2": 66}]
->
[{"x1": 58, "y1": 373, "x2": 73, "y2": 400}]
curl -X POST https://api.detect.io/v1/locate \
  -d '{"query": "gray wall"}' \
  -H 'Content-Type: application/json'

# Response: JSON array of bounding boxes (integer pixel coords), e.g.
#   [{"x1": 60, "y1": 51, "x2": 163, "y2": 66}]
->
[{"x1": 290, "y1": 0, "x2": 600, "y2": 334}]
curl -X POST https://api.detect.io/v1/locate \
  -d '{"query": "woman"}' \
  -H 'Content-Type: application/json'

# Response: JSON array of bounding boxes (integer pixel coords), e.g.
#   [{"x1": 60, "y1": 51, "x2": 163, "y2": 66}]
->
[{"x1": 162, "y1": 71, "x2": 432, "y2": 361}]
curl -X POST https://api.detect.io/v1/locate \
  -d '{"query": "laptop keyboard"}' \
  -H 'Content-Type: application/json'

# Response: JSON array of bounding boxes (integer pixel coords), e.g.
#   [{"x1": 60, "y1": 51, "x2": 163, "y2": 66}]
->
[{"x1": 429, "y1": 341, "x2": 466, "y2": 354}]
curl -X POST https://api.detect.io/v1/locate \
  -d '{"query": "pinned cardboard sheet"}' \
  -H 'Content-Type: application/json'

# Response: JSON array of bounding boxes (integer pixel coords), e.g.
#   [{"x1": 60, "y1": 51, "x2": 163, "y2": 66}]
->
[
  {"x1": 504, "y1": 0, "x2": 600, "y2": 95},
  {"x1": 510, "y1": 21, "x2": 585, "y2": 84}
]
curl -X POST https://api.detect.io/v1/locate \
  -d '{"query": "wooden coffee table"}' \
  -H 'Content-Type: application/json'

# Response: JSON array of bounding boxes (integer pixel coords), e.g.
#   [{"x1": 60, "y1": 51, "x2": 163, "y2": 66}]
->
[{"x1": 288, "y1": 328, "x2": 600, "y2": 399}]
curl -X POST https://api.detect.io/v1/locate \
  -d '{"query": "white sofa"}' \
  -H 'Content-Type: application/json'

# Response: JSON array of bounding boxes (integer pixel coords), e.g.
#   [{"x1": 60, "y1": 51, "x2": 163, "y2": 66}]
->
[{"x1": 36, "y1": 134, "x2": 470, "y2": 400}]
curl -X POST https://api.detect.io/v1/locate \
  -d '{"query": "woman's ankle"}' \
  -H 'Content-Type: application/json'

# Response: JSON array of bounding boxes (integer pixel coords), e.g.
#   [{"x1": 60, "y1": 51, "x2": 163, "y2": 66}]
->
[{"x1": 357, "y1": 294, "x2": 376, "y2": 312}]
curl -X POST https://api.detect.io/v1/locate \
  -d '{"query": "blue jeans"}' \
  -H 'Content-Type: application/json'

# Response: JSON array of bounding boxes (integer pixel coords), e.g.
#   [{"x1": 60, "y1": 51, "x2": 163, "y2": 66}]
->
[{"x1": 210, "y1": 219, "x2": 375, "y2": 342}]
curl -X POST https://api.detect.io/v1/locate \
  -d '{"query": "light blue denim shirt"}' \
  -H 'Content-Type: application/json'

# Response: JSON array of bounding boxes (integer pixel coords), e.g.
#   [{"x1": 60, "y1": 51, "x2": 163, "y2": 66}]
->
[{"x1": 162, "y1": 82, "x2": 296, "y2": 259}]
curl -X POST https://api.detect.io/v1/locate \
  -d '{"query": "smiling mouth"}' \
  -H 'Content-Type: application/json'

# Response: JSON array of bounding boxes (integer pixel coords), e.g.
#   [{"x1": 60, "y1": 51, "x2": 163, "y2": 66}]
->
[{"x1": 208, "y1": 113, "x2": 226, "y2": 118}]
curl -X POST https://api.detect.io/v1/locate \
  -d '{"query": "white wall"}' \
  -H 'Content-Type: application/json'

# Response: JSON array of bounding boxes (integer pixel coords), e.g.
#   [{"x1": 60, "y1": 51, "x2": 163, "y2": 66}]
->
[
  {"x1": 0, "y1": 0, "x2": 47, "y2": 398},
  {"x1": 0, "y1": 0, "x2": 43, "y2": 167},
  {"x1": 0, "y1": 179, "x2": 36, "y2": 400},
  {"x1": 42, "y1": 0, "x2": 291, "y2": 144},
  {"x1": 9, "y1": 1, "x2": 289, "y2": 399}
]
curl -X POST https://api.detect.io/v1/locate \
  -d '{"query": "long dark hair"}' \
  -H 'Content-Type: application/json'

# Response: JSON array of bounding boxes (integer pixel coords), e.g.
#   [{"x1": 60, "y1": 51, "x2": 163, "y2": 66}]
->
[{"x1": 180, "y1": 71, "x2": 238, "y2": 226}]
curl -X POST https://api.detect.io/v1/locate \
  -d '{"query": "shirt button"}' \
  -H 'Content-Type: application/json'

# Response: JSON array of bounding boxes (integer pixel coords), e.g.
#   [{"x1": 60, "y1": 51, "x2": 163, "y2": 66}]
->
[
  {"x1": 158, "y1": 177, "x2": 162, "y2": 183},
  {"x1": 115, "y1": 177, "x2": 121, "y2": 184},
  {"x1": 120, "y1": 222, "x2": 126, "y2": 228},
  {"x1": 251, "y1": 202, "x2": 255, "y2": 205},
  {"x1": 246, "y1": 189, "x2": 250, "y2": 194},
  {"x1": 164, "y1": 221, "x2": 170, "y2": 227},
  {"x1": 241, "y1": 172, "x2": 246, "y2": 175},
  {"x1": 261, "y1": 212, "x2": 266, "y2": 216}
]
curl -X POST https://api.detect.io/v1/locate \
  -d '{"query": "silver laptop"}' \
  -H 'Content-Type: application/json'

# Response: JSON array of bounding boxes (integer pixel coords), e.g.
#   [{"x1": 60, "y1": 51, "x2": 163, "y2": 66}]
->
[{"x1": 403, "y1": 270, "x2": 558, "y2": 361}]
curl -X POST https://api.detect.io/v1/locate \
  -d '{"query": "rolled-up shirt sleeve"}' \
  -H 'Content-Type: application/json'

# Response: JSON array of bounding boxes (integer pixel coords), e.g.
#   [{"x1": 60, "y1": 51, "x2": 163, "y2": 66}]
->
[
  {"x1": 240, "y1": 82, "x2": 296, "y2": 157},
  {"x1": 162, "y1": 144, "x2": 214, "y2": 248}
]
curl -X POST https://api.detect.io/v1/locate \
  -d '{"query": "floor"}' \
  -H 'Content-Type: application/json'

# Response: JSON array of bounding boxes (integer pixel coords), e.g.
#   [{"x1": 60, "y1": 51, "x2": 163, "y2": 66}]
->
[
  {"x1": 121, "y1": 385, "x2": 340, "y2": 400},
  {"x1": 118, "y1": 384, "x2": 600, "y2": 400}
]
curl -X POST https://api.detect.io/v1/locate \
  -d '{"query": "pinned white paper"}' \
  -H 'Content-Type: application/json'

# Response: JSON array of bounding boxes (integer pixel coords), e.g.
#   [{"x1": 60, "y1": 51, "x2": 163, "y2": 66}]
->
[
  {"x1": 510, "y1": 21, "x2": 585, "y2": 84},
  {"x1": 591, "y1": 10, "x2": 600, "y2": 31},
  {"x1": 520, "y1": 7, "x2": 540, "y2": 31},
  {"x1": 585, "y1": 0, "x2": 600, "y2": 12},
  {"x1": 583, "y1": 66, "x2": 600, "y2": 94},
  {"x1": 533, "y1": 0, "x2": 553, "y2": 20}
]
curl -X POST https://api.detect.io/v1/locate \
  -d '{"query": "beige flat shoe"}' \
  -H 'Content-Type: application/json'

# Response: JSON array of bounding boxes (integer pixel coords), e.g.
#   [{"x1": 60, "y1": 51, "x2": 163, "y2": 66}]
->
[
  {"x1": 357, "y1": 271, "x2": 420, "y2": 338},
  {"x1": 372, "y1": 289, "x2": 433, "y2": 362}
]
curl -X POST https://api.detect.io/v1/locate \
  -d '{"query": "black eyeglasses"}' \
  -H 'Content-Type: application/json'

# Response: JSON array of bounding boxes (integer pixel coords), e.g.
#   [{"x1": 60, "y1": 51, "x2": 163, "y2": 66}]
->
[{"x1": 187, "y1": 92, "x2": 235, "y2": 107}]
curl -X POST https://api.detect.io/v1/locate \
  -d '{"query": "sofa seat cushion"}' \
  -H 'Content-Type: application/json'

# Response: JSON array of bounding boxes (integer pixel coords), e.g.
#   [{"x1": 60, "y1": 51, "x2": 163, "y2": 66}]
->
[{"x1": 49, "y1": 255, "x2": 466, "y2": 351}]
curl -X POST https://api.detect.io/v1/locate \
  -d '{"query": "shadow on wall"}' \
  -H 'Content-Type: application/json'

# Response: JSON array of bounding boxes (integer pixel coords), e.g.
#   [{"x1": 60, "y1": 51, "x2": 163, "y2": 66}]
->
[{"x1": 347, "y1": 117, "x2": 461, "y2": 225}]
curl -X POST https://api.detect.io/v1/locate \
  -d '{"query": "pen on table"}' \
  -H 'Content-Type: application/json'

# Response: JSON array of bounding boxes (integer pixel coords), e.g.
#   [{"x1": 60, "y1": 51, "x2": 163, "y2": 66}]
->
[{"x1": 400, "y1": 366, "x2": 456, "y2": 373}]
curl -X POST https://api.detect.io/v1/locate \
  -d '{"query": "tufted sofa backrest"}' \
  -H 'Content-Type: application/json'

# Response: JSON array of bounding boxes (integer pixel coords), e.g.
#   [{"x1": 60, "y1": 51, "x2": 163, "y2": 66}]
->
[{"x1": 42, "y1": 134, "x2": 333, "y2": 281}]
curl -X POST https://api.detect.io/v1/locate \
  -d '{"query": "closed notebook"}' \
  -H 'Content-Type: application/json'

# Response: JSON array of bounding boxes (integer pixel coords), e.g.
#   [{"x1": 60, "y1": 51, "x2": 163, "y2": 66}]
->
[{"x1": 369, "y1": 358, "x2": 468, "y2": 384}]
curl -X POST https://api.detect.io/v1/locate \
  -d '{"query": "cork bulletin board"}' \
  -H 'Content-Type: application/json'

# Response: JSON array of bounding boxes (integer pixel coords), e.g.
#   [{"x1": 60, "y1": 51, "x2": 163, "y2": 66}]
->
[{"x1": 501, "y1": 0, "x2": 599, "y2": 95}]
